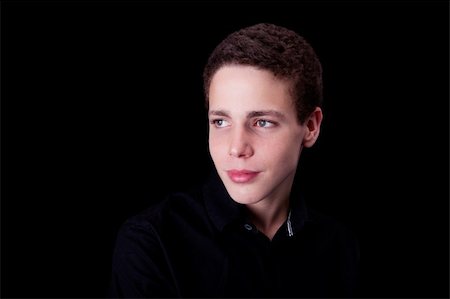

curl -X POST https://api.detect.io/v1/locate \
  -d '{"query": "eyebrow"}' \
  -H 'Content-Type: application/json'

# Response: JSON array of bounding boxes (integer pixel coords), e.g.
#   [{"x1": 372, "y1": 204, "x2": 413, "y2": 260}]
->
[{"x1": 208, "y1": 109, "x2": 286, "y2": 120}]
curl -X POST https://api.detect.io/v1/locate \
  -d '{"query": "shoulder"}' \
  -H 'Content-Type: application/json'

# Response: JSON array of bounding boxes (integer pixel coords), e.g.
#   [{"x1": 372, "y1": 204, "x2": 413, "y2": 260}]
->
[
  {"x1": 117, "y1": 186, "x2": 209, "y2": 240},
  {"x1": 304, "y1": 208, "x2": 360, "y2": 253},
  {"x1": 307, "y1": 208, "x2": 355, "y2": 234},
  {"x1": 302, "y1": 208, "x2": 361, "y2": 296}
]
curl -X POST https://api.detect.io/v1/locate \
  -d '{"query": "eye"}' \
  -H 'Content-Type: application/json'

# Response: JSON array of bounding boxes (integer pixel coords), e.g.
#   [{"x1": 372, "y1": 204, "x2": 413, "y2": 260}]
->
[
  {"x1": 210, "y1": 119, "x2": 230, "y2": 128},
  {"x1": 255, "y1": 119, "x2": 275, "y2": 128}
]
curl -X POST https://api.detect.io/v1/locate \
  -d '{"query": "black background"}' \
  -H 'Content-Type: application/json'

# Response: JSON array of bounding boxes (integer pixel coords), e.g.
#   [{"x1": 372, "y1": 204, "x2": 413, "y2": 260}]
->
[{"x1": 2, "y1": 1, "x2": 449, "y2": 298}]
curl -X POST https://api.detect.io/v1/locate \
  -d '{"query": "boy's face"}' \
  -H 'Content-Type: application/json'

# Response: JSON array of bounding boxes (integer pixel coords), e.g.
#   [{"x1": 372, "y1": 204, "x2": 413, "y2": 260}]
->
[{"x1": 208, "y1": 65, "x2": 313, "y2": 206}]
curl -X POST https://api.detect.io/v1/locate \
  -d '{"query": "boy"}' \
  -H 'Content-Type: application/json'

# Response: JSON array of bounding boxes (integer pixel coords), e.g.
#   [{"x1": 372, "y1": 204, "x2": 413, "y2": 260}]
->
[{"x1": 109, "y1": 23, "x2": 359, "y2": 297}]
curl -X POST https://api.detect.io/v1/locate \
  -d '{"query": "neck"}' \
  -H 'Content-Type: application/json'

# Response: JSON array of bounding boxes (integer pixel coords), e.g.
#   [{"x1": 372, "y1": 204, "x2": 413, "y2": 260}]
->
[{"x1": 246, "y1": 196, "x2": 290, "y2": 240}]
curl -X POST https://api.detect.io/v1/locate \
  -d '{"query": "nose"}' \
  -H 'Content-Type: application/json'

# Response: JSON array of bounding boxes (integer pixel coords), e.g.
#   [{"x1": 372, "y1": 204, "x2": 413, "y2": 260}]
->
[{"x1": 229, "y1": 127, "x2": 254, "y2": 158}]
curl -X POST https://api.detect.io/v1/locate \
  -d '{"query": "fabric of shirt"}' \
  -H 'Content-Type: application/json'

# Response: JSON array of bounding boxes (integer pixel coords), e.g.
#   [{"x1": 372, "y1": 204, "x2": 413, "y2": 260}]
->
[{"x1": 109, "y1": 171, "x2": 360, "y2": 298}]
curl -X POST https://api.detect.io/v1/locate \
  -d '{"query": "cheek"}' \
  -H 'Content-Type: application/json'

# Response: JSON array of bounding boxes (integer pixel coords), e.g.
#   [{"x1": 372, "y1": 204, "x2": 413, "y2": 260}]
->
[
  {"x1": 208, "y1": 133, "x2": 225, "y2": 162},
  {"x1": 263, "y1": 138, "x2": 302, "y2": 169}
]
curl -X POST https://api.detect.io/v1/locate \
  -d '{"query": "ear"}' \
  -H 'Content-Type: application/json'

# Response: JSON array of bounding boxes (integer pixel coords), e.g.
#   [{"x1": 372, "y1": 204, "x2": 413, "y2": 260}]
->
[{"x1": 302, "y1": 107, "x2": 323, "y2": 148}]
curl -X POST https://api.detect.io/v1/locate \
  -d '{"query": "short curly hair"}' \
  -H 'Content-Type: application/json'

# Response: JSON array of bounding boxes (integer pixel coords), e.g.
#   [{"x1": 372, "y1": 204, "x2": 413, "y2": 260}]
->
[{"x1": 203, "y1": 23, "x2": 323, "y2": 124}]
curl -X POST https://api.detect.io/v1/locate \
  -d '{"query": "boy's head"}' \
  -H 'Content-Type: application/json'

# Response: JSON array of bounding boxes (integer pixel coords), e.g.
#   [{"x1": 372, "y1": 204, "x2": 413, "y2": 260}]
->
[{"x1": 203, "y1": 23, "x2": 323, "y2": 124}]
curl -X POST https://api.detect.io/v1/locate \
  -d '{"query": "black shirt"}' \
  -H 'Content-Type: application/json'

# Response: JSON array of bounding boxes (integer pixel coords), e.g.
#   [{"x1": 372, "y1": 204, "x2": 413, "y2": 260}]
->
[{"x1": 109, "y1": 171, "x2": 360, "y2": 298}]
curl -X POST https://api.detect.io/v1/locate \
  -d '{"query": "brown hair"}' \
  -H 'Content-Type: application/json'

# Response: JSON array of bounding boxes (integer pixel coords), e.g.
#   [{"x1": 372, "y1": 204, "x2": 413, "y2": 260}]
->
[{"x1": 203, "y1": 23, "x2": 323, "y2": 124}]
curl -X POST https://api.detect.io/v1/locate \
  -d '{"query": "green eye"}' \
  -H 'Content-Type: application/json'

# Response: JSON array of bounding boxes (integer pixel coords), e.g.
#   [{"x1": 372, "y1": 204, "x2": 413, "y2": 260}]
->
[
  {"x1": 210, "y1": 119, "x2": 230, "y2": 128},
  {"x1": 256, "y1": 119, "x2": 275, "y2": 128},
  {"x1": 257, "y1": 120, "x2": 267, "y2": 127}
]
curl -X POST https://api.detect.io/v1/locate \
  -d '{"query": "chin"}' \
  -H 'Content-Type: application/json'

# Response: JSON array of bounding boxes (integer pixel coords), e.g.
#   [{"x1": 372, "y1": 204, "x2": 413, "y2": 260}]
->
[
  {"x1": 226, "y1": 187, "x2": 263, "y2": 205},
  {"x1": 218, "y1": 172, "x2": 266, "y2": 205}
]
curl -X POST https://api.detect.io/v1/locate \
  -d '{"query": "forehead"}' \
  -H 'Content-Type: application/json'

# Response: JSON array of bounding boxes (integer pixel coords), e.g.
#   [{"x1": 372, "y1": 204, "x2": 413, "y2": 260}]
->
[{"x1": 209, "y1": 65, "x2": 294, "y2": 111}]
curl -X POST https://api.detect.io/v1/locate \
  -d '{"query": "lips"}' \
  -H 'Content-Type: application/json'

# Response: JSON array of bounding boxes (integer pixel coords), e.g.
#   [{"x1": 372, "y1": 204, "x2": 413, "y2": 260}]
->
[{"x1": 226, "y1": 170, "x2": 260, "y2": 183}]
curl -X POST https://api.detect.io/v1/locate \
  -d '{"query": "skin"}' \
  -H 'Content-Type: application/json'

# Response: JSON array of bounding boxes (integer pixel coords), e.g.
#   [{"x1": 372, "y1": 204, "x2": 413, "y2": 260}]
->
[{"x1": 208, "y1": 65, "x2": 323, "y2": 240}]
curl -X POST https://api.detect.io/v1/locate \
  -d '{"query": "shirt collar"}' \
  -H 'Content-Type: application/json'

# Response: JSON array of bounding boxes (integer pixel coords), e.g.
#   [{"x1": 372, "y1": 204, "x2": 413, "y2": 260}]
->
[
  {"x1": 203, "y1": 170, "x2": 309, "y2": 234},
  {"x1": 288, "y1": 182, "x2": 310, "y2": 234}
]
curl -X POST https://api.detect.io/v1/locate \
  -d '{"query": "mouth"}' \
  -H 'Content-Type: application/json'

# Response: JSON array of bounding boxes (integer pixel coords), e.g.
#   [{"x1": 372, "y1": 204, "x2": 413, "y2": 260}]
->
[{"x1": 226, "y1": 169, "x2": 260, "y2": 183}]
